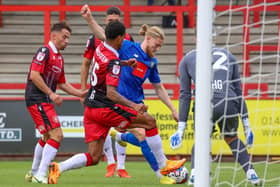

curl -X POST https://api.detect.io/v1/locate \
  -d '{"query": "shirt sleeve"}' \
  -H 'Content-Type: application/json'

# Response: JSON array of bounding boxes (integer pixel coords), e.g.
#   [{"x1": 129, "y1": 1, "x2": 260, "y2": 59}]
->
[
  {"x1": 148, "y1": 64, "x2": 161, "y2": 83},
  {"x1": 30, "y1": 47, "x2": 50, "y2": 73},
  {"x1": 58, "y1": 61, "x2": 66, "y2": 84},
  {"x1": 106, "y1": 59, "x2": 121, "y2": 87},
  {"x1": 83, "y1": 35, "x2": 96, "y2": 60},
  {"x1": 179, "y1": 55, "x2": 193, "y2": 122}
]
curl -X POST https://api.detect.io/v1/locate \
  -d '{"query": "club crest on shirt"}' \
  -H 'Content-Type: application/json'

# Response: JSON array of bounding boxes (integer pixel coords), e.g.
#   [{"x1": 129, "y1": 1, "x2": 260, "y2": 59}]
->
[
  {"x1": 52, "y1": 116, "x2": 59, "y2": 123},
  {"x1": 112, "y1": 64, "x2": 120, "y2": 75}
]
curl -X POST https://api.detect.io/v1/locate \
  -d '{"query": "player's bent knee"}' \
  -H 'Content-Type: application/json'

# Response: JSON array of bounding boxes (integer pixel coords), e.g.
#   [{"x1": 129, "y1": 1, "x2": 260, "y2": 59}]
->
[
  {"x1": 52, "y1": 134, "x2": 64, "y2": 142},
  {"x1": 49, "y1": 128, "x2": 64, "y2": 142},
  {"x1": 131, "y1": 128, "x2": 146, "y2": 141},
  {"x1": 145, "y1": 115, "x2": 157, "y2": 129},
  {"x1": 91, "y1": 155, "x2": 102, "y2": 165},
  {"x1": 224, "y1": 136, "x2": 238, "y2": 144}
]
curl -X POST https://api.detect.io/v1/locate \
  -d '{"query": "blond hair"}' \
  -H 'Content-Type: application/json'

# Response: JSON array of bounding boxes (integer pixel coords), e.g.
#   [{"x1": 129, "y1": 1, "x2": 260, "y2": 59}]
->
[{"x1": 139, "y1": 24, "x2": 165, "y2": 40}]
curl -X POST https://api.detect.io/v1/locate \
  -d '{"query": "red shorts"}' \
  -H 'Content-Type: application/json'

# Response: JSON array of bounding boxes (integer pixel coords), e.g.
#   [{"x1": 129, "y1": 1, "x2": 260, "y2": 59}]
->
[
  {"x1": 83, "y1": 104, "x2": 137, "y2": 143},
  {"x1": 27, "y1": 103, "x2": 60, "y2": 134}
]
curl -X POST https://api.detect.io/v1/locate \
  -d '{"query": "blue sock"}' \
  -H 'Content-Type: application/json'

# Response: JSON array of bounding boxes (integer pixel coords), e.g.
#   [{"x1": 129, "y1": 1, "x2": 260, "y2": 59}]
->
[
  {"x1": 139, "y1": 140, "x2": 159, "y2": 172},
  {"x1": 121, "y1": 132, "x2": 140, "y2": 146},
  {"x1": 121, "y1": 133, "x2": 159, "y2": 172}
]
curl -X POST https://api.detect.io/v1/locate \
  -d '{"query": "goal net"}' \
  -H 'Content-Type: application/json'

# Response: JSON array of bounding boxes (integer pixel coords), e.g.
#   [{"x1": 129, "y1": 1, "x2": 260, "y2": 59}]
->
[{"x1": 209, "y1": 0, "x2": 280, "y2": 186}]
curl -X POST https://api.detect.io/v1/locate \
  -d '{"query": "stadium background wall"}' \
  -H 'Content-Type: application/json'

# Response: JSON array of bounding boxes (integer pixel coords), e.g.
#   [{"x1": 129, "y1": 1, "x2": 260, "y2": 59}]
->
[{"x1": 0, "y1": 100, "x2": 279, "y2": 158}]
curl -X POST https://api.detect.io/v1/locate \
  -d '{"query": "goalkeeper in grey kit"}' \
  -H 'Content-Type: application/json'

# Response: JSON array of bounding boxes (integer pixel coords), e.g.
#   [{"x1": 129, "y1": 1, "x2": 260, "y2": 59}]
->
[{"x1": 170, "y1": 47, "x2": 262, "y2": 186}]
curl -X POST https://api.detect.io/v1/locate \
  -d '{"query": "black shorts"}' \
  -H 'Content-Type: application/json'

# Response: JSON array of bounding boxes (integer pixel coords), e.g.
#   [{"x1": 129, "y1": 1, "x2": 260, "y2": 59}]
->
[{"x1": 212, "y1": 99, "x2": 239, "y2": 137}]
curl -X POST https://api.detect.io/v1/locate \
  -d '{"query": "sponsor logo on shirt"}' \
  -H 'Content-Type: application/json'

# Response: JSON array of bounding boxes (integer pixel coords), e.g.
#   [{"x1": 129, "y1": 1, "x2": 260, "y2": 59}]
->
[
  {"x1": 52, "y1": 65, "x2": 62, "y2": 73},
  {"x1": 132, "y1": 61, "x2": 147, "y2": 79}
]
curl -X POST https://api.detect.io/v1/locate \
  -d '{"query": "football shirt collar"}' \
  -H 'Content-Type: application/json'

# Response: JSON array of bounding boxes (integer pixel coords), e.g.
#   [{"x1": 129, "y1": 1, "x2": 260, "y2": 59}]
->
[{"x1": 48, "y1": 41, "x2": 59, "y2": 54}]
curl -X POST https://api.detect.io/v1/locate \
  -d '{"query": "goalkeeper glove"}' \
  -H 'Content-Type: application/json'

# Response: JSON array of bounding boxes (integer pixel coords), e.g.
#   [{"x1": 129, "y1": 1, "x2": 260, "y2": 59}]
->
[
  {"x1": 242, "y1": 118, "x2": 254, "y2": 148},
  {"x1": 170, "y1": 122, "x2": 186, "y2": 149}
]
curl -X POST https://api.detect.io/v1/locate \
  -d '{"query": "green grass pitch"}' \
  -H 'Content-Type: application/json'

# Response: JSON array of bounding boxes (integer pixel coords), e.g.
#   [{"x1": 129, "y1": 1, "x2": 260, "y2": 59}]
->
[{"x1": 0, "y1": 160, "x2": 279, "y2": 187}]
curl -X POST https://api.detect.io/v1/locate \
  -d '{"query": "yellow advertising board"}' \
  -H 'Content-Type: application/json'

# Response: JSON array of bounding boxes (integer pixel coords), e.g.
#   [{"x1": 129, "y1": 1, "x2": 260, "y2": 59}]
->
[{"x1": 126, "y1": 100, "x2": 280, "y2": 155}]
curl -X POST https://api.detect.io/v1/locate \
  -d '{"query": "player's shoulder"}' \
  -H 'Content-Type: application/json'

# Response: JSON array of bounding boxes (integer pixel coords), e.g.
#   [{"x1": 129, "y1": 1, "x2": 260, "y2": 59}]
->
[
  {"x1": 86, "y1": 34, "x2": 102, "y2": 48},
  {"x1": 185, "y1": 49, "x2": 196, "y2": 57},
  {"x1": 36, "y1": 46, "x2": 50, "y2": 56},
  {"x1": 213, "y1": 47, "x2": 229, "y2": 53},
  {"x1": 213, "y1": 47, "x2": 236, "y2": 60},
  {"x1": 183, "y1": 49, "x2": 196, "y2": 61},
  {"x1": 34, "y1": 46, "x2": 50, "y2": 62},
  {"x1": 99, "y1": 43, "x2": 120, "y2": 61},
  {"x1": 122, "y1": 39, "x2": 135, "y2": 48}
]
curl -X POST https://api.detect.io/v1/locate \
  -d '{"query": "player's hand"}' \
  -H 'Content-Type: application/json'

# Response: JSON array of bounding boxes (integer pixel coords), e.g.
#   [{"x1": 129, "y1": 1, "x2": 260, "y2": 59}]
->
[
  {"x1": 132, "y1": 103, "x2": 148, "y2": 114},
  {"x1": 80, "y1": 89, "x2": 88, "y2": 98},
  {"x1": 120, "y1": 58, "x2": 137, "y2": 68},
  {"x1": 79, "y1": 89, "x2": 88, "y2": 105},
  {"x1": 80, "y1": 4, "x2": 92, "y2": 21},
  {"x1": 244, "y1": 127, "x2": 254, "y2": 148},
  {"x1": 170, "y1": 130, "x2": 184, "y2": 149},
  {"x1": 49, "y1": 93, "x2": 63, "y2": 106}
]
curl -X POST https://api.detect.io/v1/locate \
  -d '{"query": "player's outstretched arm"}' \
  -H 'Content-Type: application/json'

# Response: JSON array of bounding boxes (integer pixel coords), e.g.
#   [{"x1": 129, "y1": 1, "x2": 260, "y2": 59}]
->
[
  {"x1": 58, "y1": 83, "x2": 88, "y2": 98},
  {"x1": 107, "y1": 85, "x2": 147, "y2": 114},
  {"x1": 80, "y1": 4, "x2": 106, "y2": 41},
  {"x1": 152, "y1": 83, "x2": 178, "y2": 122},
  {"x1": 80, "y1": 57, "x2": 91, "y2": 91}
]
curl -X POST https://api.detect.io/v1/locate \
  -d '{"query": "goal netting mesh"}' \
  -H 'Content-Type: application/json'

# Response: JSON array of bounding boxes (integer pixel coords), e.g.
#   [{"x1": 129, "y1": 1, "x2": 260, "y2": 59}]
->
[{"x1": 210, "y1": 0, "x2": 280, "y2": 186}]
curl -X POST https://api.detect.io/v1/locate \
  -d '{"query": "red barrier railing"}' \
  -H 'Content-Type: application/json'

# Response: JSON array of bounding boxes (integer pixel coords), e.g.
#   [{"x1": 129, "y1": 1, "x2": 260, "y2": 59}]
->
[
  {"x1": 0, "y1": 4, "x2": 192, "y2": 75},
  {"x1": 253, "y1": 0, "x2": 280, "y2": 27},
  {"x1": 215, "y1": 4, "x2": 280, "y2": 77},
  {"x1": 59, "y1": 0, "x2": 66, "y2": 21},
  {"x1": 0, "y1": 0, "x2": 2, "y2": 27},
  {"x1": 0, "y1": 2, "x2": 279, "y2": 80},
  {"x1": 243, "y1": 4, "x2": 280, "y2": 77}
]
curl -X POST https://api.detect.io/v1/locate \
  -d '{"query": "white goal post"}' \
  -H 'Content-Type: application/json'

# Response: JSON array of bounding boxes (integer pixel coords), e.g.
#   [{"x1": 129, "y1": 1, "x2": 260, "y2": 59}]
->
[
  {"x1": 195, "y1": 0, "x2": 213, "y2": 187},
  {"x1": 194, "y1": 0, "x2": 280, "y2": 186}
]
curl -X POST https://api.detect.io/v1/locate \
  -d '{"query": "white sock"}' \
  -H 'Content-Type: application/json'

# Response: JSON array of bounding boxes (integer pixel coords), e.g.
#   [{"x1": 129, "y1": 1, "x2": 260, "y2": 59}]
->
[
  {"x1": 156, "y1": 170, "x2": 162, "y2": 178},
  {"x1": 115, "y1": 141, "x2": 126, "y2": 170},
  {"x1": 103, "y1": 134, "x2": 115, "y2": 165},
  {"x1": 36, "y1": 140, "x2": 59, "y2": 177},
  {"x1": 59, "y1": 153, "x2": 87, "y2": 172},
  {"x1": 146, "y1": 134, "x2": 167, "y2": 169},
  {"x1": 115, "y1": 132, "x2": 123, "y2": 142},
  {"x1": 31, "y1": 140, "x2": 45, "y2": 175},
  {"x1": 190, "y1": 168, "x2": 195, "y2": 177}
]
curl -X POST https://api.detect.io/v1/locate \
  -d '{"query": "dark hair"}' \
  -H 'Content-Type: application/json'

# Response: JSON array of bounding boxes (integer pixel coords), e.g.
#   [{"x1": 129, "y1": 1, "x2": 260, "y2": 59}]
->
[
  {"x1": 51, "y1": 21, "x2": 72, "y2": 33},
  {"x1": 106, "y1": 6, "x2": 121, "y2": 16},
  {"x1": 105, "y1": 21, "x2": 125, "y2": 40}
]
